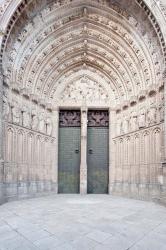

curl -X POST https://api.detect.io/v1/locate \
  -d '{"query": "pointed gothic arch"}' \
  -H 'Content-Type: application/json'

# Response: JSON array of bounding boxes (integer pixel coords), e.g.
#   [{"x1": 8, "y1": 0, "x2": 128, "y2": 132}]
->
[{"x1": 0, "y1": 0, "x2": 165, "y2": 203}]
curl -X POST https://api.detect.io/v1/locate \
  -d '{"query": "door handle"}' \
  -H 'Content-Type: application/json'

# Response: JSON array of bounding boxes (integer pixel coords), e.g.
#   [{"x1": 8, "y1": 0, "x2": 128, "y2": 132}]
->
[
  {"x1": 75, "y1": 149, "x2": 79, "y2": 154},
  {"x1": 89, "y1": 149, "x2": 93, "y2": 154}
]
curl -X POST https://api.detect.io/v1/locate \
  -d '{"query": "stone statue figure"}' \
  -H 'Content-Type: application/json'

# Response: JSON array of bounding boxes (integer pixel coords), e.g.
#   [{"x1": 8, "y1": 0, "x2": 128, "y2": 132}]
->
[
  {"x1": 122, "y1": 117, "x2": 128, "y2": 134},
  {"x1": 138, "y1": 109, "x2": 146, "y2": 128},
  {"x1": 159, "y1": 90, "x2": 164, "y2": 103},
  {"x1": 3, "y1": 95, "x2": 10, "y2": 121},
  {"x1": 11, "y1": 101, "x2": 20, "y2": 125},
  {"x1": 147, "y1": 105, "x2": 157, "y2": 125},
  {"x1": 81, "y1": 111, "x2": 88, "y2": 137},
  {"x1": 32, "y1": 114, "x2": 39, "y2": 131},
  {"x1": 46, "y1": 117, "x2": 52, "y2": 136},
  {"x1": 130, "y1": 112, "x2": 137, "y2": 132},
  {"x1": 159, "y1": 104, "x2": 164, "y2": 122},
  {"x1": 22, "y1": 106, "x2": 31, "y2": 128},
  {"x1": 38, "y1": 113, "x2": 46, "y2": 133}
]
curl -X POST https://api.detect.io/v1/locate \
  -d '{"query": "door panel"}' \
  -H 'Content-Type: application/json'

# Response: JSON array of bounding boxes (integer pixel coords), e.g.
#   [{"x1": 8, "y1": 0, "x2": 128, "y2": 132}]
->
[
  {"x1": 58, "y1": 127, "x2": 80, "y2": 194},
  {"x1": 87, "y1": 127, "x2": 109, "y2": 194}
]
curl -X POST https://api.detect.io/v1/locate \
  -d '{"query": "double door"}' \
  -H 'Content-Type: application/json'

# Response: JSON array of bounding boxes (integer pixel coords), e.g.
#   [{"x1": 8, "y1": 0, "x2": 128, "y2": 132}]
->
[{"x1": 58, "y1": 110, "x2": 109, "y2": 194}]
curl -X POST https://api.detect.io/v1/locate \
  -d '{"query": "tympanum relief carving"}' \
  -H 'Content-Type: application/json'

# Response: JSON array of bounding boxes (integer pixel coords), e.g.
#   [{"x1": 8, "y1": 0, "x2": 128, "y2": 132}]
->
[{"x1": 61, "y1": 75, "x2": 109, "y2": 103}]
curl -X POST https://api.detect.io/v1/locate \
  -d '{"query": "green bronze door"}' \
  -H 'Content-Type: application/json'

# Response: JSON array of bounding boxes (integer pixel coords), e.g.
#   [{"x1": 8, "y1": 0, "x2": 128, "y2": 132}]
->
[
  {"x1": 87, "y1": 110, "x2": 109, "y2": 194},
  {"x1": 58, "y1": 111, "x2": 81, "y2": 193}
]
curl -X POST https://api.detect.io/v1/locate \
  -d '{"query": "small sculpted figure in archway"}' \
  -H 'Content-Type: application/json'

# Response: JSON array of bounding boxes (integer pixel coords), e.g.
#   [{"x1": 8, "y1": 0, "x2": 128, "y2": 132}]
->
[
  {"x1": 3, "y1": 95, "x2": 10, "y2": 121},
  {"x1": 46, "y1": 117, "x2": 52, "y2": 136},
  {"x1": 38, "y1": 113, "x2": 46, "y2": 134},
  {"x1": 31, "y1": 110, "x2": 39, "y2": 131},
  {"x1": 11, "y1": 101, "x2": 20, "y2": 125},
  {"x1": 147, "y1": 105, "x2": 157, "y2": 125},
  {"x1": 130, "y1": 111, "x2": 137, "y2": 132},
  {"x1": 22, "y1": 106, "x2": 31, "y2": 128},
  {"x1": 138, "y1": 109, "x2": 146, "y2": 128},
  {"x1": 159, "y1": 104, "x2": 164, "y2": 122},
  {"x1": 81, "y1": 110, "x2": 88, "y2": 137},
  {"x1": 122, "y1": 117, "x2": 128, "y2": 134}
]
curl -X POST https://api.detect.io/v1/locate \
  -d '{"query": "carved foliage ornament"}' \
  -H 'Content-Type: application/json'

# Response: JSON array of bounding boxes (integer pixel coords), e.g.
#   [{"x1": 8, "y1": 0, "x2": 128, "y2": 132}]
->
[
  {"x1": 88, "y1": 110, "x2": 109, "y2": 127},
  {"x1": 59, "y1": 110, "x2": 81, "y2": 127}
]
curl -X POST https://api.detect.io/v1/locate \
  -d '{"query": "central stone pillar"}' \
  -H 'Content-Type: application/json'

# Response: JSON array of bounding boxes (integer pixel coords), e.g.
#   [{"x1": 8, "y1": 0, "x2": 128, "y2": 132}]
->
[
  {"x1": 52, "y1": 108, "x2": 59, "y2": 194},
  {"x1": 80, "y1": 107, "x2": 88, "y2": 194}
]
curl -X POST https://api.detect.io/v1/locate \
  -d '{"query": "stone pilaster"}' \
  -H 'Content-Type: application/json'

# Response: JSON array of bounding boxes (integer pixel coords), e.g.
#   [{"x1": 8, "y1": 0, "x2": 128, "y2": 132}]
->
[
  {"x1": 80, "y1": 107, "x2": 88, "y2": 194},
  {"x1": 108, "y1": 109, "x2": 116, "y2": 194},
  {"x1": 0, "y1": 70, "x2": 4, "y2": 204},
  {"x1": 52, "y1": 108, "x2": 59, "y2": 193}
]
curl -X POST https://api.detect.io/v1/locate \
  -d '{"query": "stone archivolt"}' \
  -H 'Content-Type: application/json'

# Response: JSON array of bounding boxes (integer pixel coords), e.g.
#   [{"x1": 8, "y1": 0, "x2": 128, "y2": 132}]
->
[
  {"x1": 0, "y1": 0, "x2": 165, "y2": 202},
  {"x1": 2, "y1": 0, "x2": 164, "y2": 107}
]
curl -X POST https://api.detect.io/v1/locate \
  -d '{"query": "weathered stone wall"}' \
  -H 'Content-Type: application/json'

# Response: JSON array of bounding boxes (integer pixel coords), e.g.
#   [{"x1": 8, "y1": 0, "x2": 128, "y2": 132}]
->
[
  {"x1": 110, "y1": 85, "x2": 165, "y2": 201},
  {"x1": 2, "y1": 88, "x2": 57, "y2": 201},
  {"x1": 110, "y1": 124, "x2": 164, "y2": 200},
  {"x1": 4, "y1": 123, "x2": 57, "y2": 200}
]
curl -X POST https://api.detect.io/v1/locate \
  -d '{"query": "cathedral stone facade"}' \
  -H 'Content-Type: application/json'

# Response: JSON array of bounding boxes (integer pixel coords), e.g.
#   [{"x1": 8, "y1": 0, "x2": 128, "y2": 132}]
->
[{"x1": 0, "y1": 0, "x2": 166, "y2": 204}]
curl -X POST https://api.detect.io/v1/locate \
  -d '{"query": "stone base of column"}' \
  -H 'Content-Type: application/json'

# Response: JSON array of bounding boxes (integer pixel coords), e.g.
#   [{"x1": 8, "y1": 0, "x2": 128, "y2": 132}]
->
[
  {"x1": 80, "y1": 181, "x2": 87, "y2": 194},
  {"x1": 80, "y1": 162, "x2": 87, "y2": 194}
]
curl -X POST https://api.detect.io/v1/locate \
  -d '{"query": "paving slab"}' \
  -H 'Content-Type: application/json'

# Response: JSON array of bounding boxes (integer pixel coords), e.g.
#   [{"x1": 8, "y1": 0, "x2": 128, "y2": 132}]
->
[{"x1": 0, "y1": 195, "x2": 165, "y2": 250}]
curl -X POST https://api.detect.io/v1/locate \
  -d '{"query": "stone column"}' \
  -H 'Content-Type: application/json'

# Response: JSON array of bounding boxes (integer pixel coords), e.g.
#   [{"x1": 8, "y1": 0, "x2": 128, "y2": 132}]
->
[
  {"x1": 108, "y1": 109, "x2": 116, "y2": 194},
  {"x1": 164, "y1": 75, "x2": 166, "y2": 160},
  {"x1": 52, "y1": 108, "x2": 59, "y2": 194},
  {"x1": 0, "y1": 70, "x2": 4, "y2": 204},
  {"x1": 80, "y1": 107, "x2": 88, "y2": 194},
  {"x1": 163, "y1": 74, "x2": 166, "y2": 196}
]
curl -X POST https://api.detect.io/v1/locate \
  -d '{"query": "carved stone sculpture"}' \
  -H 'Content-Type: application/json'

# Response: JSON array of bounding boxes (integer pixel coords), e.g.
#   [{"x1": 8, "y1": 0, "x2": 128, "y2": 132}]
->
[
  {"x1": 130, "y1": 112, "x2": 137, "y2": 132},
  {"x1": 159, "y1": 104, "x2": 164, "y2": 122},
  {"x1": 61, "y1": 76, "x2": 108, "y2": 102},
  {"x1": 32, "y1": 114, "x2": 39, "y2": 131},
  {"x1": 38, "y1": 113, "x2": 46, "y2": 133},
  {"x1": 22, "y1": 106, "x2": 31, "y2": 128},
  {"x1": 147, "y1": 105, "x2": 157, "y2": 125},
  {"x1": 81, "y1": 111, "x2": 88, "y2": 137},
  {"x1": 11, "y1": 101, "x2": 20, "y2": 125},
  {"x1": 122, "y1": 117, "x2": 128, "y2": 134},
  {"x1": 3, "y1": 95, "x2": 10, "y2": 121},
  {"x1": 138, "y1": 109, "x2": 146, "y2": 128},
  {"x1": 46, "y1": 117, "x2": 52, "y2": 136}
]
